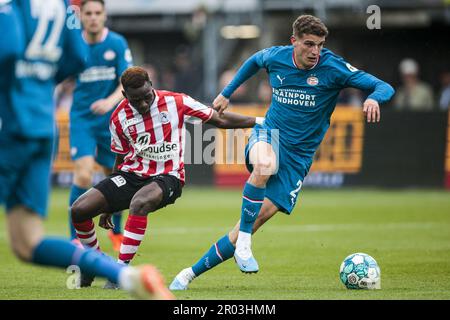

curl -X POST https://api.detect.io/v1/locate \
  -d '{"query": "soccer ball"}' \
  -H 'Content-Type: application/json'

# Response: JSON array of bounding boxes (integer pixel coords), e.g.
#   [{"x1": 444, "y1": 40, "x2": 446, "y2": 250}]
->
[{"x1": 339, "y1": 253, "x2": 381, "y2": 289}]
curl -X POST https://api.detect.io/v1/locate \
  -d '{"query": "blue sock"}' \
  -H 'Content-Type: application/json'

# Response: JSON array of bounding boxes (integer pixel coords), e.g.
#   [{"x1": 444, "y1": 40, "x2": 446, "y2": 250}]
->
[
  {"x1": 112, "y1": 212, "x2": 122, "y2": 234},
  {"x1": 240, "y1": 182, "x2": 265, "y2": 233},
  {"x1": 191, "y1": 235, "x2": 235, "y2": 276},
  {"x1": 32, "y1": 237, "x2": 124, "y2": 283},
  {"x1": 69, "y1": 185, "x2": 88, "y2": 239}
]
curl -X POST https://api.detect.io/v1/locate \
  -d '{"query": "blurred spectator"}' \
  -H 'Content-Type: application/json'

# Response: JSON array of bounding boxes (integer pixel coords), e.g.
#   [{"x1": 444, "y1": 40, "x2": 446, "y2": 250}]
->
[
  {"x1": 141, "y1": 63, "x2": 160, "y2": 89},
  {"x1": 54, "y1": 79, "x2": 75, "y2": 112},
  {"x1": 160, "y1": 67, "x2": 176, "y2": 91},
  {"x1": 219, "y1": 69, "x2": 251, "y2": 104},
  {"x1": 394, "y1": 58, "x2": 434, "y2": 111},
  {"x1": 173, "y1": 46, "x2": 202, "y2": 98},
  {"x1": 438, "y1": 71, "x2": 450, "y2": 111},
  {"x1": 184, "y1": 5, "x2": 208, "y2": 42}
]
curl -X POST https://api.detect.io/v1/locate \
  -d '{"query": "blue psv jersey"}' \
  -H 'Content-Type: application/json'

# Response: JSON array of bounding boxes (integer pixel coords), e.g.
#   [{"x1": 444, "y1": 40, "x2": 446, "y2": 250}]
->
[
  {"x1": 1, "y1": 0, "x2": 87, "y2": 138},
  {"x1": 71, "y1": 29, "x2": 132, "y2": 125},
  {"x1": 222, "y1": 46, "x2": 395, "y2": 160}
]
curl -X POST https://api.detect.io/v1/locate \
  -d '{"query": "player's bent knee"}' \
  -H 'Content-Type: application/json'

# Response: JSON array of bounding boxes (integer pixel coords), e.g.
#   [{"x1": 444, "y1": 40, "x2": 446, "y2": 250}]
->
[
  {"x1": 71, "y1": 198, "x2": 90, "y2": 223},
  {"x1": 129, "y1": 197, "x2": 157, "y2": 216}
]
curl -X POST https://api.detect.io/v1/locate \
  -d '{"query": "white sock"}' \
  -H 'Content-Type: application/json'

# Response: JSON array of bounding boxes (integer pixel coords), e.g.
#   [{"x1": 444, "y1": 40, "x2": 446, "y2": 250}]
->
[{"x1": 235, "y1": 231, "x2": 252, "y2": 259}]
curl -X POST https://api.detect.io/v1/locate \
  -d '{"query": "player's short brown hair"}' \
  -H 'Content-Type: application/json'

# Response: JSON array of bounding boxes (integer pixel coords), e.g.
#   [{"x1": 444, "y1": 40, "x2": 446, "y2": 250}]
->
[
  {"x1": 121, "y1": 67, "x2": 152, "y2": 89},
  {"x1": 80, "y1": 0, "x2": 105, "y2": 9},
  {"x1": 292, "y1": 15, "x2": 328, "y2": 38}
]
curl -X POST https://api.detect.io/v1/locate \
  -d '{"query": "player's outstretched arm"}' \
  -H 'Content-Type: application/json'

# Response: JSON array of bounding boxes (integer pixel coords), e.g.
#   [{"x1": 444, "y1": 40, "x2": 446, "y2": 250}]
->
[
  {"x1": 346, "y1": 72, "x2": 395, "y2": 123},
  {"x1": 206, "y1": 109, "x2": 263, "y2": 129}
]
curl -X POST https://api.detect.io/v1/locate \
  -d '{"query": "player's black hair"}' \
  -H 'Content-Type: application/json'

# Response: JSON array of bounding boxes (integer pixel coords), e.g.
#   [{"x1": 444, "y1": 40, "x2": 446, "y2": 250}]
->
[
  {"x1": 292, "y1": 15, "x2": 329, "y2": 38},
  {"x1": 121, "y1": 67, "x2": 153, "y2": 90}
]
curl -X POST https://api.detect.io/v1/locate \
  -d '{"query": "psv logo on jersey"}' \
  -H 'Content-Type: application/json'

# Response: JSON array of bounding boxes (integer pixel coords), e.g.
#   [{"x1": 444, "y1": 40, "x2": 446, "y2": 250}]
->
[
  {"x1": 104, "y1": 50, "x2": 116, "y2": 61},
  {"x1": 307, "y1": 76, "x2": 319, "y2": 86}
]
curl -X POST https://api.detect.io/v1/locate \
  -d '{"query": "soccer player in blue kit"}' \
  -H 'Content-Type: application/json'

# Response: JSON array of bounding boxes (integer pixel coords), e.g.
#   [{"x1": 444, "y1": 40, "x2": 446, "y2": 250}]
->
[
  {"x1": 170, "y1": 15, "x2": 395, "y2": 290},
  {"x1": 0, "y1": 0, "x2": 173, "y2": 299},
  {"x1": 68, "y1": 0, "x2": 132, "y2": 251}
]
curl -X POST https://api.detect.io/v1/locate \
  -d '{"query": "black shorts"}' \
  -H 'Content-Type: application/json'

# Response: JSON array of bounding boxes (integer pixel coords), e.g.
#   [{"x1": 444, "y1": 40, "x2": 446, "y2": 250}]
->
[{"x1": 94, "y1": 171, "x2": 182, "y2": 213}]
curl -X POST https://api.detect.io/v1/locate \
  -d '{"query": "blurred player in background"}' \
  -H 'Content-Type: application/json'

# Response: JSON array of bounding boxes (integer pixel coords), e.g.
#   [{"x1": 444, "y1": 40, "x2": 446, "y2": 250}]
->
[
  {"x1": 170, "y1": 14, "x2": 395, "y2": 290},
  {"x1": 0, "y1": 0, "x2": 173, "y2": 300},
  {"x1": 68, "y1": 0, "x2": 132, "y2": 251},
  {"x1": 69, "y1": 66, "x2": 264, "y2": 289}
]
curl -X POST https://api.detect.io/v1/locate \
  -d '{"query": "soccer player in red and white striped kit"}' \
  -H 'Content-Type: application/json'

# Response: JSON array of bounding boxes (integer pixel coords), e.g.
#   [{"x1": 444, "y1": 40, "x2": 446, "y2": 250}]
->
[{"x1": 70, "y1": 66, "x2": 264, "y2": 288}]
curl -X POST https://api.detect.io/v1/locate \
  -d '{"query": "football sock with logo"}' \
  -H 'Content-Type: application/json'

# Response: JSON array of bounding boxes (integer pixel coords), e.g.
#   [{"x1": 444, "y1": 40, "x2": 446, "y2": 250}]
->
[
  {"x1": 112, "y1": 212, "x2": 122, "y2": 234},
  {"x1": 68, "y1": 185, "x2": 88, "y2": 240},
  {"x1": 239, "y1": 182, "x2": 265, "y2": 234},
  {"x1": 191, "y1": 235, "x2": 235, "y2": 276},
  {"x1": 118, "y1": 215, "x2": 147, "y2": 264},
  {"x1": 31, "y1": 237, "x2": 124, "y2": 283}
]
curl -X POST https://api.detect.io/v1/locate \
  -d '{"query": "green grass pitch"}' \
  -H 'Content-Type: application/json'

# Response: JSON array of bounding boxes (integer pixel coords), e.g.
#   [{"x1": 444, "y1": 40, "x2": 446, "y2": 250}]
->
[{"x1": 1, "y1": 187, "x2": 450, "y2": 300}]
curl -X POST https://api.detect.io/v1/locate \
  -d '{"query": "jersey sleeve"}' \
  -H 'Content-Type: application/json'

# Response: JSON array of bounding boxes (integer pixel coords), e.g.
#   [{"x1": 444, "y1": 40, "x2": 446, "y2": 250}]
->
[
  {"x1": 116, "y1": 36, "x2": 133, "y2": 78},
  {"x1": 110, "y1": 118, "x2": 131, "y2": 154},
  {"x1": 331, "y1": 56, "x2": 395, "y2": 105},
  {"x1": 182, "y1": 95, "x2": 214, "y2": 123}
]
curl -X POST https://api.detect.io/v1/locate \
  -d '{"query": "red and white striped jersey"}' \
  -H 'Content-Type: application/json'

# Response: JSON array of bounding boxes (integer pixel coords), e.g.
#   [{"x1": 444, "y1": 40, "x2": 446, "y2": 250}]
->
[{"x1": 109, "y1": 90, "x2": 214, "y2": 184}]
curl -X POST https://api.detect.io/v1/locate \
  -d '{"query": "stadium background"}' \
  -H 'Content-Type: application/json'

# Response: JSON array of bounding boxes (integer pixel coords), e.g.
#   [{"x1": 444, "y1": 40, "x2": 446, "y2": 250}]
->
[
  {"x1": 55, "y1": 0, "x2": 450, "y2": 191},
  {"x1": 2, "y1": 0, "x2": 450, "y2": 301}
]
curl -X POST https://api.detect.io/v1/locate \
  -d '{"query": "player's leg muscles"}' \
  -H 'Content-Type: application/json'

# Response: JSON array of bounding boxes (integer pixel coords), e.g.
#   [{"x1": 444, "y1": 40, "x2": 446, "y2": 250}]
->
[
  {"x1": 248, "y1": 141, "x2": 277, "y2": 187},
  {"x1": 71, "y1": 188, "x2": 110, "y2": 223},
  {"x1": 129, "y1": 182, "x2": 163, "y2": 216},
  {"x1": 7, "y1": 206, "x2": 45, "y2": 261}
]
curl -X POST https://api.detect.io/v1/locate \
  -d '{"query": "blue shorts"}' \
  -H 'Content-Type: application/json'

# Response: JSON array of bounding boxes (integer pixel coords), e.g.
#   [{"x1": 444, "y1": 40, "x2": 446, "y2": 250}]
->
[
  {"x1": 245, "y1": 124, "x2": 312, "y2": 214},
  {"x1": 0, "y1": 134, "x2": 54, "y2": 217},
  {"x1": 69, "y1": 115, "x2": 115, "y2": 168}
]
